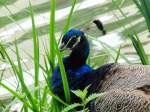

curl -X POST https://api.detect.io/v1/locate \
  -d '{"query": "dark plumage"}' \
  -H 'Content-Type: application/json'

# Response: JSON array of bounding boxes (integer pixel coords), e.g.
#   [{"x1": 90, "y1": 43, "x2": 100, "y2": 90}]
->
[
  {"x1": 52, "y1": 29, "x2": 94, "y2": 102},
  {"x1": 93, "y1": 19, "x2": 106, "y2": 35},
  {"x1": 90, "y1": 64, "x2": 150, "y2": 112}
]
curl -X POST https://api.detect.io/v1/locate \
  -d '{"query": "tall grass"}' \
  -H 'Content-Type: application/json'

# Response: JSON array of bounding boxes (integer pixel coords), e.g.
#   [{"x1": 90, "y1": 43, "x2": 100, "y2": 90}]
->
[
  {"x1": 112, "y1": 0, "x2": 149, "y2": 65},
  {"x1": 29, "y1": 0, "x2": 40, "y2": 101},
  {"x1": 132, "y1": 0, "x2": 150, "y2": 64},
  {"x1": 0, "y1": 0, "x2": 77, "y2": 111},
  {"x1": 133, "y1": 0, "x2": 150, "y2": 32},
  {"x1": 49, "y1": 0, "x2": 77, "y2": 106},
  {"x1": 0, "y1": 43, "x2": 38, "y2": 111},
  {"x1": 58, "y1": 0, "x2": 77, "y2": 44},
  {"x1": 115, "y1": 46, "x2": 121, "y2": 63},
  {"x1": 63, "y1": 0, "x2": 77, "y2": 34},
  {"x1": 130, "y1": 33, "x2": 149, "y2": 65},
  {"x1": 49, "y1": 0, "x2": 56, "y2": 72},
  {"x1": 49, "y1": 0, "x2": 77, "y2": 111}
]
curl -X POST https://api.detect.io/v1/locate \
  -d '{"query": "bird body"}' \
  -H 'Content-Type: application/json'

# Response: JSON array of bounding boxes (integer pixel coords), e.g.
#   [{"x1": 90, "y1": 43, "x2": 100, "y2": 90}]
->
[
  {"x1": 52, "y1": 58, "x2": 93, "y2": 98},
  {"x1": 52, "y1": 29, "x2": 150, "y2": 112},
  {"x1": 90, "y1": 64, "x2": 150, "y2": 93},
  {"x1": 90, "y1": 64, "x2": 150, "y2": 112},
  {"x1": 94, "y1": 89, "x2": 150, "y2": 112},
  {"x1": 52, "y1": 29, "x2": 94, "y2": 101}
]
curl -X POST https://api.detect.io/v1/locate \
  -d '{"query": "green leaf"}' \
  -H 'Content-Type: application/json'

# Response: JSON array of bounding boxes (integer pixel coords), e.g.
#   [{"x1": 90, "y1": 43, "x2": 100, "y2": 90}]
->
[
  {"x1": 62, "y1": 103, "x2": 81, "y2": 112},
  {"x1": 82, "y1": 85, "x2": 90, "y2": 100},
  {"x1": 85, "y1": 93, "x2": 106, "y2": 103},
  {"x1": 71, "y1": 90, "x2": 84, "y2": 100},
  {"x1": 72, "y1": 85, "x2": 90, "y2": 101}
]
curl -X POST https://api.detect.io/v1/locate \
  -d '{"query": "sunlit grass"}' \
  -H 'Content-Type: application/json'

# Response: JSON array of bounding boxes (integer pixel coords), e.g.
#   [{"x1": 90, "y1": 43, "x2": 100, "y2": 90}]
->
[
  {"x1": 130, "y1": 33, "x2": 149, "y2": 65},
  {"x1": 133, "y1": 0, "x2": 150, "y2": 32},
  {"x1": 0, "y1": 0, "x2": 77, "y2": 111}
]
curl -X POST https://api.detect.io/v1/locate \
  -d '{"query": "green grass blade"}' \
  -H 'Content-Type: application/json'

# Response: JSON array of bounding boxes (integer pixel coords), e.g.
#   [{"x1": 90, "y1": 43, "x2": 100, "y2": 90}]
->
[
  {"x1": 49, "y1": 0, "x2": 56, "y2": 72},
  {"x1": 14, "y1": 41, "x2": 24, "y2": 81},
  {"x1": 15, "y1": 41, "x2": 29, "y2": 112},
  {"x1": 59, "y1": 0, "x2": 77, "y2": 44},
  {"x1": 88, "y1": 35, "x2": 131, "y2": 64},
  {"x1": 133, "y1": 0, "x2": 144, "y2": 14},
  {"x1": 142, "y1": 0, "x2": 150, "y2": 32},
  {"x1": 2, "y1": 98, "x2": 17, "y2": 112},
  {"x1": 54, "y1": 39, "x2": 71, "y2": 103},
  {"x1": 3, "y1": 5, "x2": 26, "y2": 33},
  {"x1": 29, "y1": 0, "x2": 40, "y2": 100},
  {"x1": 115, "y1": 46, "x2": 121, "y2": 63},
  {"x1": 0, "y1": 82, "x2": 32, "y2": 110},
  {"x1": 14, "y1": 41, "x2": 31, "y2": 112},
  {"x1": 0, "y1": 44, "x2": 38, "y2": 111},
  {"x1": 130, "y1": 33, "x2": 149, "y2": 65},
  {"x1": 40, "y1": 86, "x2": 48, "y2": 111},
  {"x1": 49, "y1": 91, "x2": 68, "y2": 106},
  {"x1": 53, "y1": 0, "x2": 77, "y2": 103},
  {"x1": 63, "y1": 0, "x2": 77, "y2": 34},
  {"x1": 133, "y1": 0, "x2": 150, "y2": 32},
  {"x1": 62, "y1": 103, "x2": 81, "y2": 112}
]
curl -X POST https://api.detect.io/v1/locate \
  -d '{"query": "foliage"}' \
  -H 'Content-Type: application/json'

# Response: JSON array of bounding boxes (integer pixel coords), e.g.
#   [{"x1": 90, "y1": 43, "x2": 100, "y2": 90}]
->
[
  {"x1": 130, "y1": 33, "x2": 149, "y2": 65},
  {"x1": 133, "y1": 0, "x2": 150, "y2": 32},
  {"x1": 62, "y1": 86, "x2": 105, "y2": 112},
  {"x1": 0, "y1": 0, "x2": 76, "y2": 111}
]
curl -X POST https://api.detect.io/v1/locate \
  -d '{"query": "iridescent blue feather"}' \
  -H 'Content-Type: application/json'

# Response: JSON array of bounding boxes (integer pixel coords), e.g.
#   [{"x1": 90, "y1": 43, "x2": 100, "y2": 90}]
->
[{"x1": 52, "y1": 29, "x2": 94, "y2": 101}]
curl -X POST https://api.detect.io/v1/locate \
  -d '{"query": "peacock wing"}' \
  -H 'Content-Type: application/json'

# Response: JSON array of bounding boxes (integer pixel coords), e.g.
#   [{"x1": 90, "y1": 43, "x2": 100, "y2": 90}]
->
[
  {"x1": 89, "y1": 64, "x2": 150, "y2": 112},
  {"x1": 93, "y1": 88, "x2": 150, "y2": 112},
  {"x1": 90, "y1": 64, "x2": 150, "y2": 93}
]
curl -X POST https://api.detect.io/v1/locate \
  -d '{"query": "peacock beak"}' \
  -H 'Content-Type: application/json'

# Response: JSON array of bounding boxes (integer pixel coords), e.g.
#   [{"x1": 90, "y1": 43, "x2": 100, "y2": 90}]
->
[{"x1": 59, "y1": 42, "x2": 66, "y2": 52}]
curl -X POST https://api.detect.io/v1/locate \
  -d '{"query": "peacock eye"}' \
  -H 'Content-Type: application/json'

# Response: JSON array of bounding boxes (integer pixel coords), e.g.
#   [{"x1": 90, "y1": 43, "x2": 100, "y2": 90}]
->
[
  {"x1": 66, "y1": 36, "x2": 77, "y2": 45},
  {"x1": 70, "y1": 37, "x2": 77, "y2": 43}
]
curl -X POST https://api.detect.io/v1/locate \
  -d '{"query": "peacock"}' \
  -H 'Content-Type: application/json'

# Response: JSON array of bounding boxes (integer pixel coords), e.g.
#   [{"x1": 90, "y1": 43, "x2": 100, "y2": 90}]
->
[
  {"x1": 52, "y1": 29, "x2": 94, "y2": 102},
  {"x1": 52, "y1": 29, "x2": 150, "y2": 112},
  {"x1": 90, "y1": 64, "x2": 150, "y2": 112}
]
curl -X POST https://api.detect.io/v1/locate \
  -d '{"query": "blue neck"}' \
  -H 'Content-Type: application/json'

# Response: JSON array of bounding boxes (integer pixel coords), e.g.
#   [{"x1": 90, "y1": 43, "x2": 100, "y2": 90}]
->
[{"x1": 52, "y1": 36, "x2": 92, "y2": 102}]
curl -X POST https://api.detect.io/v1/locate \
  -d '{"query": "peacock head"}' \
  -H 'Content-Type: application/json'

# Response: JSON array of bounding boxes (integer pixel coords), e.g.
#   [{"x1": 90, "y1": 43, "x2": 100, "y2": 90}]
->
[{"x1": 59, "y1": 29, "x2": 85, "y2": 52}]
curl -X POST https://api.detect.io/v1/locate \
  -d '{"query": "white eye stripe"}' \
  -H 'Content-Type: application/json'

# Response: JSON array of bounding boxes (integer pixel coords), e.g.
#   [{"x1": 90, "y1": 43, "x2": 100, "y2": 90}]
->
[
  {"x1": 72, "y1": 36, "x2": 81, "y2": 48},
  {"x1": 66, "y1": 36, "x2": 77, "y2": 45},
  {"x1": 66, "y1": 36, "x2": 76, "y2": 46},
  {"x1": 61, "y1": 37, "x2": 74, "y2": 49},
  {"x1": 61, "y1": 36, "x2": 81, "y2": 50}
]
